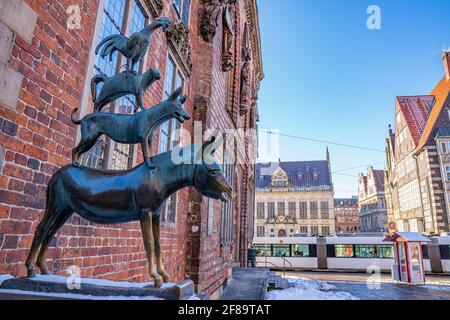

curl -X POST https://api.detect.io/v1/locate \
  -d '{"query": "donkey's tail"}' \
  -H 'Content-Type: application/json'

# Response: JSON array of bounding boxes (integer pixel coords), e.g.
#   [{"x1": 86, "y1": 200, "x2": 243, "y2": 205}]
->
[
  {"x1": 90, "y1": 74, "x2": 107, "y2": 103},
  {"x1": 71, "y1": 108, "x2": 82, "y2": 125}
]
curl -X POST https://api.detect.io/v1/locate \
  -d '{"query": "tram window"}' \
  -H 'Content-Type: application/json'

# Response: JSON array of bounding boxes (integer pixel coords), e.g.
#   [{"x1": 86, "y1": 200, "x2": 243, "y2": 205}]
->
[
  {"x1": 334, "y1": 245, "x2": 354, "y2": 258},
  {"x1": 255, "y1": 245, "x2": 271, "y2": 257},
  {"x1": 354, "y1": 245, "x2": 394, "y2": 259},
  {"x1": 292, "y1": 244, "x2": 309, "y2": 257},
  {"x1": 272, "y1": 245, "x2": 290, "y2": 257},
  {"x1": 440, "y1": 245, "x2": 450, "y2": 260}
]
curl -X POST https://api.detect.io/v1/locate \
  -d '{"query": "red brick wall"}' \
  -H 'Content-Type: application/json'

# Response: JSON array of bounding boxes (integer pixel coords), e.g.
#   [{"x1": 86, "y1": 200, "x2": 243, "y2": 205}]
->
[{"x1": 0, "y1": 0, "x2": 261, "y2": 296}]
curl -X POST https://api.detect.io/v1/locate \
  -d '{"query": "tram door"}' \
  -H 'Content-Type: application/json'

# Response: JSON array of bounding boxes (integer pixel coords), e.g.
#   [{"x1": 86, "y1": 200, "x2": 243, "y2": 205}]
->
[{"x1": 398, "y1": 243, "x2": 408, "y2": 282}]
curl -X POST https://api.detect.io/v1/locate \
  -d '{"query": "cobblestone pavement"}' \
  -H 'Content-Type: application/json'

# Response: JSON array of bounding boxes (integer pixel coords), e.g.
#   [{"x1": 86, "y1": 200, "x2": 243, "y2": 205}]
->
[{"x1": 281, "y1": 271, "x2": 450, "y2": 300}]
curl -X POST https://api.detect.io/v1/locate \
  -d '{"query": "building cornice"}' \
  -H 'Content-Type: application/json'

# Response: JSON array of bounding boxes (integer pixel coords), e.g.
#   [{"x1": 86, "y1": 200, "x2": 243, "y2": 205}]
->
[{"x1": 244, "y1": 0, "x2": 264, "y2": 81}]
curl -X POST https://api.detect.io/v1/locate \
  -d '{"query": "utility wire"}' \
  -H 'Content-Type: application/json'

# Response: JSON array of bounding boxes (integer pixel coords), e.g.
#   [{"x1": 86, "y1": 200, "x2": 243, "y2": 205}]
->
[
  {"x1": 260, "y1": 129, "x2": 385, "y2": 153},
  {"x1": 333, "y1": 161, "x2": 386, "y2": 173}
]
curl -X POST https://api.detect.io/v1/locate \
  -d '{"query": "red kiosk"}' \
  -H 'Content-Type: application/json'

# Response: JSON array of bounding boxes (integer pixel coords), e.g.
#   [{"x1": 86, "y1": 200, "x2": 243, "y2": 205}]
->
[{"x1": 383, "y1": 232, "x2": 431, "y2": 284}]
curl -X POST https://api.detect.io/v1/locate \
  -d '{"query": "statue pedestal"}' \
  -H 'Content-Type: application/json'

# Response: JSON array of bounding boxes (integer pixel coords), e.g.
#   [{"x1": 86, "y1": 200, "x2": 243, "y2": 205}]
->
[{"x1": 0, "y1": 275, "x2": 195, "y2": 300}]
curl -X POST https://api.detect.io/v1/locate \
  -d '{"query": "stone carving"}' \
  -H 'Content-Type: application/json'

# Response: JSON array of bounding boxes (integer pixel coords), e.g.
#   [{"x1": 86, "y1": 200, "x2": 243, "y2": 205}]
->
[
  {"x1": 239, "y1": 48, "x2": 252, "y2": 116},
  {"x1": 200, "y1": 0, "x2": 224, "y2": 42},
  {"x1": 221, "y1": 3, "x2": 235, "y2": 71},
  {"x1": 166, "y1": 23, "x2": 193, "y2": 72}
]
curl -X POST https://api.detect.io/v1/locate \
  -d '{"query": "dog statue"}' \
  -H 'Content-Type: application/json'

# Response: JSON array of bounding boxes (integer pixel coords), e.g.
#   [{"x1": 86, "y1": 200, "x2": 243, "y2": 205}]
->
[
  {"x1": 91, "y1": 68, "x2": 161, "y2": 113},
  {"x1": 25, "y1": 138, "x2": 233, "y2": 287},
  {"x1": 71, "y1": 87, "x2": 190, "y2": 168}
]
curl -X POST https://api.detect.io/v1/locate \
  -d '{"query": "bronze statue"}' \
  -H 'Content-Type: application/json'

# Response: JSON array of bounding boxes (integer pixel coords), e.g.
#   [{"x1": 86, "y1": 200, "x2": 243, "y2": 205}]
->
[
  {"x1": 71, "y1": 87, "x2": 190, "y2": 168},
  {"x1": 95, "y1": 17, "x2": 171, "y2": 73},
  {"x1": 25, "y1": 138, "x2": 233, "y2": 288},
  {"x1": 91, "y1": 68, "x2": 161, "y2": 113}
]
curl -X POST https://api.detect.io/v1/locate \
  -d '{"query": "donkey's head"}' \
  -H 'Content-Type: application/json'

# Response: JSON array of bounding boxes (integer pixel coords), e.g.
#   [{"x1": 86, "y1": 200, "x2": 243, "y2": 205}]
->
[
  {"x1": 193, "y1": 137, "x2": 233, "y2": 202},
  {"x1": 166, "y1": 87, "x2": 191, "y2": 123}
]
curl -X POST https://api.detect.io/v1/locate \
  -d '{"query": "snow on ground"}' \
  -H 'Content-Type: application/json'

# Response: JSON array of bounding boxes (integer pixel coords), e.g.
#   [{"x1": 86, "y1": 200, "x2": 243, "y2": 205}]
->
[
  {"x1": 267, "y1": 276, "x2": 359, "y2": 300},
  {"x1": 0, "y1": 288, "x2": 163, "y2": 300},
  {"x1": 0, "y1": 274, "x2": 14, "y2": 286},
  {"x1": 31, "y1": 274, "x2": 176, "y2": 290},
  {"x1": 0, "y1": 274, "x2": 174, "y2": 300}
]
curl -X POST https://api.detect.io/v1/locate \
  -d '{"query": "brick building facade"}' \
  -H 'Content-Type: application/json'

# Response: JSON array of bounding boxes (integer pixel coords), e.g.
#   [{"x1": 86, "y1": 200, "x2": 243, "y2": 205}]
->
[
  {"x1": 334, "y1": 197, "x2": 360, "y2": 234},
  {"x1": 0, "y1": 0, "x2": 263, "y2": 298},
  {"x1": 385, "y1": 53, "x2": 450, "y2": 235}
]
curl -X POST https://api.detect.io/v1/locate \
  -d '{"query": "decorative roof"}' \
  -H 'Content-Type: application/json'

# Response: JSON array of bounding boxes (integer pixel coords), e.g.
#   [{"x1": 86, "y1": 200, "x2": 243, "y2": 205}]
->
[
  {"x1": 373, "y1": 169, "x2": 385, "y2": 192},
  {"x1": 256, "y1": 161, "x2": 332, "y2": 191},
  {"x1": 416, "y1": 75, "x2": 450, "y2": 152},
  {"x1": 396, "y1": 96, "x2": 435, "y2": 146}
]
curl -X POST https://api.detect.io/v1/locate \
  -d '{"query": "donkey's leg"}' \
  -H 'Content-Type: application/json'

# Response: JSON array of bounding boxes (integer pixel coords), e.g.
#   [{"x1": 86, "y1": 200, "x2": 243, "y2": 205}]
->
[
  {"x1": 140, "y1": 210, "x2": 163, "y2": 288},
  {"x1": 25, "y1": 209, "x2": 58, "y2": 278},
  {"x1": 36, "y1": 210, "x2": 72, "y2": 275},
  {"x1": 152, "y1": 217, "x2": 170, "y2": 283}
]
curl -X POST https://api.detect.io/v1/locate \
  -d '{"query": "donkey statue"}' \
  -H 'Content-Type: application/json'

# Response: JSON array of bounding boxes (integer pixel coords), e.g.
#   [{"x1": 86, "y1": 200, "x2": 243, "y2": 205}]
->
[{"x1": 25, "y1": 137, "x2": 233, "y2": 287}]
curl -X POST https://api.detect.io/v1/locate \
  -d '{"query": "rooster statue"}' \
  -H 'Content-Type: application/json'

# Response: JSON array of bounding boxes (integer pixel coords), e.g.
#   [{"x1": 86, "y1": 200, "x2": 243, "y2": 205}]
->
[{"x1": 95, "y1": 17, "x2": 171, "y2": 73}]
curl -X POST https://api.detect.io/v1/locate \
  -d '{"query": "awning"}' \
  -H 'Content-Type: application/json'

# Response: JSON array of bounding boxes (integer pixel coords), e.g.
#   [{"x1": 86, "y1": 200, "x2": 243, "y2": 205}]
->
[{"x1": 383, "y1": 232, "x2": 432, "y2": 243}]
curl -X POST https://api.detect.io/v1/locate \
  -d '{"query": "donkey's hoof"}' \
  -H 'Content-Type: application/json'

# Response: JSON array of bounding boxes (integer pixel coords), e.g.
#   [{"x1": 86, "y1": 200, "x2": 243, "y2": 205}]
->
[
  {"x1": 153, "y1": 275, "x2": 163, "y2": 288},
  {"x1": 161, "y1": 272, "x2": 170, "y2": 283},
  {"x1": 38, "y1": 263, "x2": 51, "y2": 275},
  {"x1": 27, "y1": 269, "x2": 37, "y2": 278}
]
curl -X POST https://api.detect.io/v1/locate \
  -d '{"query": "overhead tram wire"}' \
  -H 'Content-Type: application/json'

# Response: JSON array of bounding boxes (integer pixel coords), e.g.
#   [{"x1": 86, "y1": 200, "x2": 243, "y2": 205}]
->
[{"x1": 259, "y1": 129, "x2": 386, "y2": 153}]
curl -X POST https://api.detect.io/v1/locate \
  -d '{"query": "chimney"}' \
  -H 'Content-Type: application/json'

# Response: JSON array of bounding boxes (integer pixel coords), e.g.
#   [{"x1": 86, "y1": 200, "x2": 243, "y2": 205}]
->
[{"x1": 443, "y1": 51, "x2": 450, "y2": 80}]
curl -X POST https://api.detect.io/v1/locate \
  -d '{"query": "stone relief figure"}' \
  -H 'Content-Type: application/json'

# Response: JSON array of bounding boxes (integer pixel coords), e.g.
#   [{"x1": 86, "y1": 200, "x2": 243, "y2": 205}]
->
[
  {"x1": 200, "y1": 0, "x2": 224, "y2": 42},
  {"x1": 222, "y1": 3, "x2": 235, "y2": 71},
  {"x1": 240, "y1": 48, "x2": 252, "y2": 116}
]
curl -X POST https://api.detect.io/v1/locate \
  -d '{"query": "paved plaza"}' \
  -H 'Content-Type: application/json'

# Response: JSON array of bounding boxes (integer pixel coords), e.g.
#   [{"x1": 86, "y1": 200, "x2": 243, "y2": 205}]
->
[{"x1": 281, "y1": 271, "x2": 450, "y2": 300}]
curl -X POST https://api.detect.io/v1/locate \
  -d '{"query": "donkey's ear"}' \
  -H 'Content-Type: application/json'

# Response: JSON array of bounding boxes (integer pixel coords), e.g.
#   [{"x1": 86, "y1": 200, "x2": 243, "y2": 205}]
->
[
  {"x1": 180, "y1": 95, "x2": 188, "y2": 104},
  {"x1": 169, "y1": 87, "x2": 183, "y2": 101}
]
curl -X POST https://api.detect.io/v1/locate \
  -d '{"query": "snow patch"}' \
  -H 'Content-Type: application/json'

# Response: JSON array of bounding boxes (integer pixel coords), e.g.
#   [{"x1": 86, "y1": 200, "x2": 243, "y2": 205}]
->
[
  {"x1": 32, "y1": 274, "x2": 175, "y2": 290},
  {"x1": 0, "y1": 289, "x2": 163, "y2": 300},
  {"x1": 0, "y1": 274, "x2": 14, "y2": 286},
  {"x1": 267, "y1": 277, "x2": 359, "y2": 300}
]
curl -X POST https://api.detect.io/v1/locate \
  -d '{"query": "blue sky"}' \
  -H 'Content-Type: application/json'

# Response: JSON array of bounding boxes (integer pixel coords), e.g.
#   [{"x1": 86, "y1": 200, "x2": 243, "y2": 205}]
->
[{"x1": 257, "y1": 0, "x2": 450, "y2": 197}]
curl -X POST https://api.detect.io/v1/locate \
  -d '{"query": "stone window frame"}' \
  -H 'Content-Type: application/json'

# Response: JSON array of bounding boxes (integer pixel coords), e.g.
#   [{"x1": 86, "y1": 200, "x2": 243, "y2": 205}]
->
[{"x1": 77, "y1": 0, "x2": 155, "y2": 170}]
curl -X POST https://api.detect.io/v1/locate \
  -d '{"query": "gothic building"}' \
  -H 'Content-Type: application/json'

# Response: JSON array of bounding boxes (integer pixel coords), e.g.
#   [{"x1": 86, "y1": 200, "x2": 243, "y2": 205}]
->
[
  {"x1": 385, "y1": 52, "x2": 450, "y2": 235},
  {"x1": 358, "y1": 167, "x2": 388, "y2": 233},
  {"x1": 254, "y1": 152, "x2": 335, "y2": 238},
  {"x1": 0, "y1": 0, "x2": 263, "y2": 299}
]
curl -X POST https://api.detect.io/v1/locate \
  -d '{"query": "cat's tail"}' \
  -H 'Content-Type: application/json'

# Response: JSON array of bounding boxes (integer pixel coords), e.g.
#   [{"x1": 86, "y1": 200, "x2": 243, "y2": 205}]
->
[{"x1": 71, "y1": 108, "x2": 82, "y2": 125}]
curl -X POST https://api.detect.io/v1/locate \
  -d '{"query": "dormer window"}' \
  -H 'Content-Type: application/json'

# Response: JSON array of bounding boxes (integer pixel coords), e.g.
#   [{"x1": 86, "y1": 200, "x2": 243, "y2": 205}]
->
[
  {"x1": 312, "y1": 169, "x2": 319, "y2": 180},
  {"x1": 298, "y1": 170, "x2": 304, "y2": 180}
]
